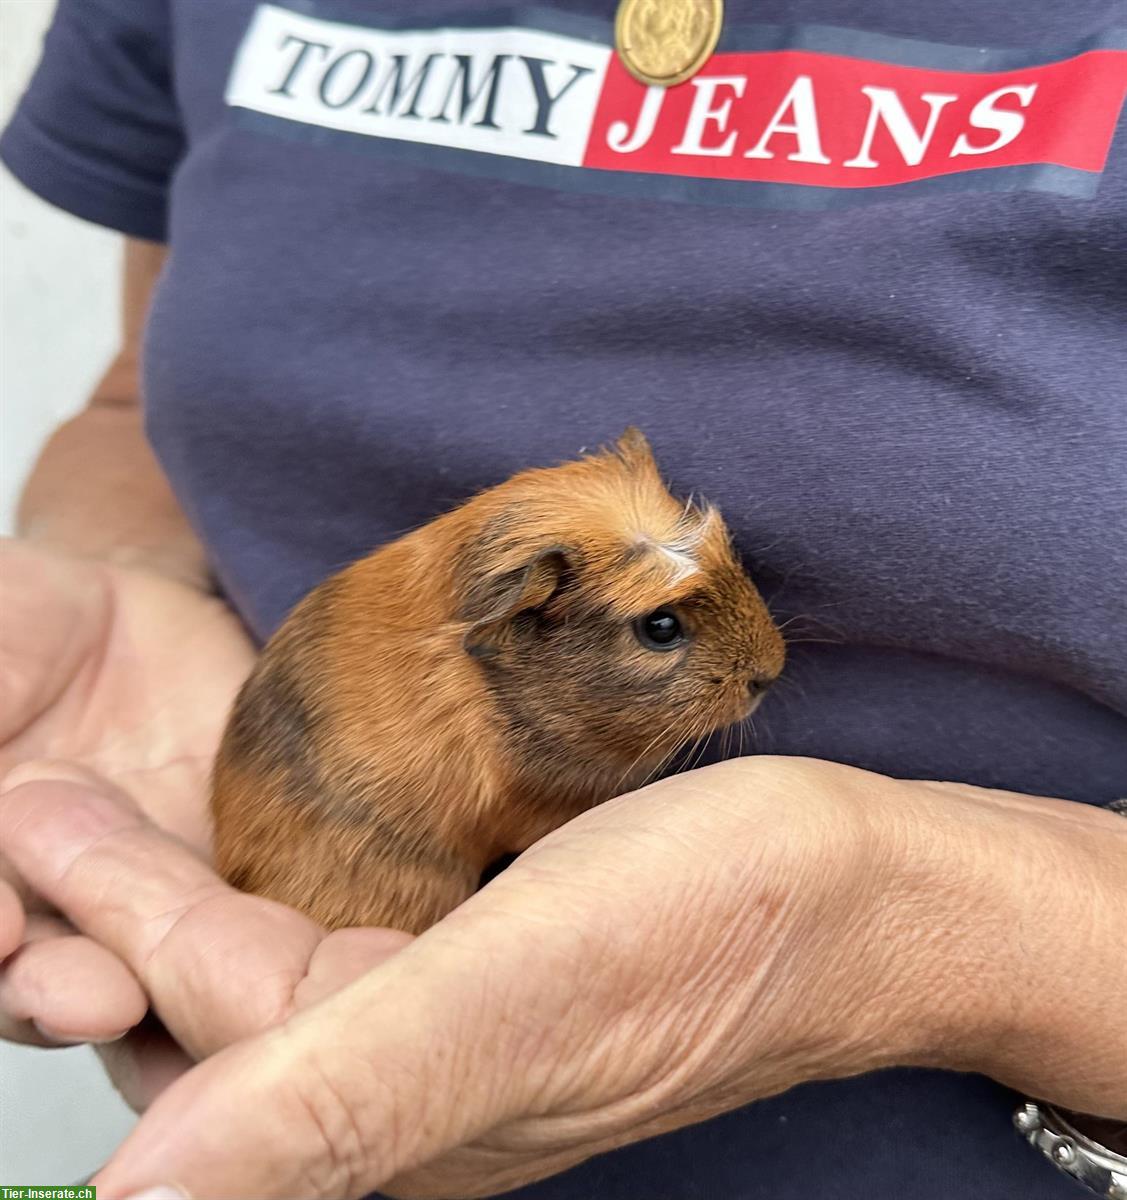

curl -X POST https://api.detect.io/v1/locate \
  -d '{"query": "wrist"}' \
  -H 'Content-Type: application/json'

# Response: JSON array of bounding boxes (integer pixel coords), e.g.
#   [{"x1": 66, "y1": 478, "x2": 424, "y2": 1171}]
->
[
  {"x1": 20, "y1": 529, "x2": 214, "y2": 593},
  {"x1": 17, "y1": 405, "x2": 212, "y2": 593},
  {"x1": 876, "y1": 783, "x2": 1127, "y2": 1116}
]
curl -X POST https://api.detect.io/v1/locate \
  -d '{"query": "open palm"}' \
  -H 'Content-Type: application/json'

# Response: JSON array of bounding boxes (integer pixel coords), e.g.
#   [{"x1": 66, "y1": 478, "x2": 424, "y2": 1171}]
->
[
  {"x1": 0, "y1": 538, "x2": 254, "y2": 849},
  {"x1": 0, "y1": 537, "x2": 256, "y2": 1094}
]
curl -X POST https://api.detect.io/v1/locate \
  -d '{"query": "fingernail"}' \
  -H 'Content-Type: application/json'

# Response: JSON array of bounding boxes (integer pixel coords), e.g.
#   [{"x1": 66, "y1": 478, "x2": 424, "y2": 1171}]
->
[
  {"x1": 33, "y1": 1020, "x2": 132, "y2": 1045},
  {"x1": 121, "y1": 1189, "x2": 190, "y2": 1200}
]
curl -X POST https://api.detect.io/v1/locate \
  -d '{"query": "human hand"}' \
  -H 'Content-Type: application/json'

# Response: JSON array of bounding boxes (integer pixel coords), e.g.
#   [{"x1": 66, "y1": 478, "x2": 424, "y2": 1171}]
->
[
  {"x1": 7, "y1": 754, "x2": 1121, "y2": 1199},
  {"x1": 0, "y1": 773, "x2": 412, "y2": 1110},
  {"x1": 0, "y1": 537, "x2": 254, "y2": 1077}
]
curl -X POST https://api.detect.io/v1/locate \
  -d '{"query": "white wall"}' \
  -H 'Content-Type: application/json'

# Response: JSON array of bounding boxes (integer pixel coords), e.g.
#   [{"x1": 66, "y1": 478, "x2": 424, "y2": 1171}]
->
[
  {"x1": 1, "y1": 0, "x2": 122, "y2": 529},
  {"x1": 0, "y1": 0, "x2": 138, "y2": 1182}
]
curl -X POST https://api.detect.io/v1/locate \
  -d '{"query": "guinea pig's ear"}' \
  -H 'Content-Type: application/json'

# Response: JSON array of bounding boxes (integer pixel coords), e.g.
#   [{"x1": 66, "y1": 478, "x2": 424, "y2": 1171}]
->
[
  {"x1": 460, "y1": 546, "x2": 571, "y2": 658},
  {"x1": 613, "y1": 427, "x2": 655, "y2": 469}
]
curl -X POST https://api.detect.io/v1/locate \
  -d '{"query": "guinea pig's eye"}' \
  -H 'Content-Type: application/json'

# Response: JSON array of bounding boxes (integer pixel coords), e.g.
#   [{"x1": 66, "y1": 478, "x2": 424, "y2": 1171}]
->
[{"x1": 633, "y1": 608, "x2": 685, "y2": 652}]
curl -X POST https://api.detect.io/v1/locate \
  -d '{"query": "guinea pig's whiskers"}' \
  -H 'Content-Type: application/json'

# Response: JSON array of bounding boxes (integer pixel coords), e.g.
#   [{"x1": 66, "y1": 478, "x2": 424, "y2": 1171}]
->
[
  {"x1": 743, "y1": 712, "x2": 759, "y2": 752},
  {"x1": 776, "y1": 612, "x2": 848, "y2": 645},
  {"x1": 680, "y1": 697, "x2": 727, "y2": 775},
  {"x1": 637, "y1": 696, "x2": 719, "y2": 788},
  {"x1": 721, "y1": 716, "x2": 739, "y2": 765},
  {"x1": 771, "y1": 673, "x2": 809, "y2": 703},
  {"x1": 684, "y1": 726, "x2": 715, "y2": 773},
  {"x1": 745, "y1": 535, "x2": 784, "y2": 557},
  {"x1": 618, "y1": 709, "x2": 693, "y2": 790},
  {"x1": 653, "y1": 707, "x2": 709, "y2": 779}
]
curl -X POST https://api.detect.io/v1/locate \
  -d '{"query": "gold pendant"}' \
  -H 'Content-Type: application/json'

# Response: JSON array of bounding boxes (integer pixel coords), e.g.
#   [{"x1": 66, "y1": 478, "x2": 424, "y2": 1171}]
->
[{"x1": 614, "y1": 0, "x2": 725, "y2": 88}]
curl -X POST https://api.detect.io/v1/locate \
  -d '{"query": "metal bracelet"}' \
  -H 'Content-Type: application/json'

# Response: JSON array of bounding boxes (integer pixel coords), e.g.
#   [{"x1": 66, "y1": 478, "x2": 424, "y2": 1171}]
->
[
  {"x1": 1014, "y1": 802, "x2": 1126, "y2": 1196},
  {"x1": 1016, "y1": 1102, "x2": 1127, "y2": 1198}
]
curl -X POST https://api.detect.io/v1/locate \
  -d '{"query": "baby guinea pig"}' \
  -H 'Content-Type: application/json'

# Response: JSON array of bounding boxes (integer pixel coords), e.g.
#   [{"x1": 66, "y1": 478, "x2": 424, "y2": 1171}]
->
[{"x1": 211, "y1": 430, "x2": 785, "y2": 934}]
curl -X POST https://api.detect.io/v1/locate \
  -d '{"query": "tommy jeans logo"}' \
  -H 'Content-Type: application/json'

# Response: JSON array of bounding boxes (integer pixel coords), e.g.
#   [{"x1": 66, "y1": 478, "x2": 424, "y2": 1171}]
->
[{"x1": 226, "y1": 5, "x2": 1127, "y2": 206}]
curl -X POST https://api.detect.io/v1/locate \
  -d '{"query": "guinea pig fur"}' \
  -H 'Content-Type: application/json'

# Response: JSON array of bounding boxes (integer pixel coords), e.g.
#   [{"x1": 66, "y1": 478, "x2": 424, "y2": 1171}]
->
[{"x1": 211, "y1": 430, "x2": 785, "y2": 934}]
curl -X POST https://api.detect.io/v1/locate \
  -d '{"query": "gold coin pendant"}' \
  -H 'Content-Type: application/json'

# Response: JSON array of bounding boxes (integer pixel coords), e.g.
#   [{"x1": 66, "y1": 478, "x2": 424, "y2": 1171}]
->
[{"x1": 615, "y1": 0, "x2": 725, "y2": 88}]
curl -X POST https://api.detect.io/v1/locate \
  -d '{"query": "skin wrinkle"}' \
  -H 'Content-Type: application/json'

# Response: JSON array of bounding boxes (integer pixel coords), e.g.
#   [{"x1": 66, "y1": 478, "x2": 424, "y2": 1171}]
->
[
  {"x1": 488, "y1": 956, "x2": 830, "y2": 1165},
  {"x1": 870, "y1": 782, "x2": 1104, "y2": 1084},
  {"x1": 567, "y1": 971, "x2": 749, "y2": 1124},
  {"x1": 170, "y1": 915, "x2": 309, "y2": 1045},
  {"x1": 468, "y1": 808, "x2": 809, "y2": 1133},
  {"x1": 132, "y1": 885, "x2": 236, "y2": 974},
  {"x1": 227, "y1": 1024, "x2": 371, "y2": 1198},
  {"x1": 309, "y1": 971, "x2": 504, "y2": 1193},
  {"x1": 4, "y1": 787, "x2": 135, "y2": 888},
  {"x1": 411, "y1": 918, "x2": 594, "y2": 1125},
  {"x1": 298, "y1": 1050, "x2": 371, "y2": 1198},
  {"x1": 892, "y1": 792, "x2": 1027, "y2": 1065},
  {"x1": 647, "y1": 773, "x2": 900, "y2": 1079},
  {"x1": 810, "y1": 786, "x2": 972, "y2": 1066}
]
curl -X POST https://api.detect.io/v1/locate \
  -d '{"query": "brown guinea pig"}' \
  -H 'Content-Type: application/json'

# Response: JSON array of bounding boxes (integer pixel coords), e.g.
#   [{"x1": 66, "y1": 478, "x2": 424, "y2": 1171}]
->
[{"x1": 211, "y1": 430, "x2": 785, "y2": 934}]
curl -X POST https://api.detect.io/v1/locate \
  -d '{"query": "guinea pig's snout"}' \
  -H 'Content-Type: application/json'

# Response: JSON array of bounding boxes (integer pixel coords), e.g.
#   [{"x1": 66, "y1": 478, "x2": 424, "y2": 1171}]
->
[{"x1": 747, "y1": 674, "x2": 775, "y2": 699}]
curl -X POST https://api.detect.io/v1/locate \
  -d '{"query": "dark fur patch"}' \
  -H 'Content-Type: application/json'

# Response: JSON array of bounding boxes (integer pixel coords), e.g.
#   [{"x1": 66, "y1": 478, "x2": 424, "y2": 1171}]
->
[
  {"x1": 224, "y1": 864, "x2": 253, "y2": 891},
  {"x1": 299, "y1": 766, "x2": 464, "y2": 874},
  {"x1": 231, "y1": 675, "x2": 462, "y2": 874},
  {"x1": 225, "y1": 663, "x2": 319, "y2": 787}
]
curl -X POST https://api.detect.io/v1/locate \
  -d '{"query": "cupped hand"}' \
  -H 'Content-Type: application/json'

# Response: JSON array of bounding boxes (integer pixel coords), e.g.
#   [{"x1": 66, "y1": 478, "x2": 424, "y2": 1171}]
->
[
  {"x1": 0, "y1": 537, "x2": 255, "y2": 1061},
  {"x1": 0, "y1": 773, "x2": 412, "y2": 1109},
  {"x1": 5, "y1": 753, "x2": 1066, "y2": 1200},
  {"x1": 5, "y1": 606, "x2": 1123, "y2": 1200}
]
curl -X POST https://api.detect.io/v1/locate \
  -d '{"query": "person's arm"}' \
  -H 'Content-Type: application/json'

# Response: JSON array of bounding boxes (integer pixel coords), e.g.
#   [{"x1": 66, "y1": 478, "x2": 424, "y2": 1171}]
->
[
  {"x1": 0, "y1": 243, "x2": 256, "y2": 1053},
  {"x1": 16, "y1": 238, "x2": 209, "y2": 590},
  {"x1": 0, "y1": 758, "x2": 1121, "y2": 1200}
]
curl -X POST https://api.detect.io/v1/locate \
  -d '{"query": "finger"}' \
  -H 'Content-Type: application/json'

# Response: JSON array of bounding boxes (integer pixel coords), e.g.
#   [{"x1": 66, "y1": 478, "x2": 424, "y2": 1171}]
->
[
  {"x1": 0, "y1": 877, "x2": 24, "y2": 957},
  {"x1": 96, "y1": 1018, "x2": 196, "y2": 1113},
  {"x1": 0, "y1": 913, "x2": 85, "y2": 1044},
  {"x1": 92, "y1": 925, "x2": 528, "y2": 1200},
  {"x1": 0, "y1": 852, "x2": 58, "y2": 916},
  {"x1": 0, "y1": 914, "x2": 147, "y2": 1045},
  {"x1": 1, "y1": 761, "x2": 114, "y2": 916},
  {"x1": 295, "y1": 927, "x2": 414, "y2": 1010},
  {"x1": 90, "y1": 933, "x2": 413, "y2": 1120},
  {"x1": 0, "y1": 912, "x2": 76, "y2": 1045},
  {"x1": 0, "y1": 775, "x2": 322, "y2": 1054},
  {"x1": 0, "y1": 775, "x2": 411, "y2": 1058},
  {"x1": 88, "y1": 931, "x2": 413, "y2": 1114}
]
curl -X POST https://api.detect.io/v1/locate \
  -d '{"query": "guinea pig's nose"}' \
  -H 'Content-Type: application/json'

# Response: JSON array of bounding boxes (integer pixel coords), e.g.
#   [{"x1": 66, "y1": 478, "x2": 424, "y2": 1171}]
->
[{"x1": 747, "y1": 674, "x2": 776, "y2": 699}]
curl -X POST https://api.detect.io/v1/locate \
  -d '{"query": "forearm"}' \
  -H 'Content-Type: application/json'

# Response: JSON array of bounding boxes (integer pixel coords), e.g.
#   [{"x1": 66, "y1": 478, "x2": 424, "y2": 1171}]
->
[
  {"x1": 17, "y1": 237, "x2": 210, "y2": 590},
  {"x1": 876, "y1": 778, "x2": 1127, "y2": 1117}
]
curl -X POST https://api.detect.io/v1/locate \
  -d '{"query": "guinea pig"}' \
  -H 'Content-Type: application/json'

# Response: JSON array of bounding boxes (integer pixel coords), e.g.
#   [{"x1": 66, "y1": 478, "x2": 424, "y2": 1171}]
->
[{"x1": 211, "y1": 430, "x2": 785, "y2": 934}]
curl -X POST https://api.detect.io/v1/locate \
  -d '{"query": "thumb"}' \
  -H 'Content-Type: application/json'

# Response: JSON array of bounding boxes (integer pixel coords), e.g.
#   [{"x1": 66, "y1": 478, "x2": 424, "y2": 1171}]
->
[{"x1": 90, "y1": 915, "x2": 540, "y2": 1200}]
